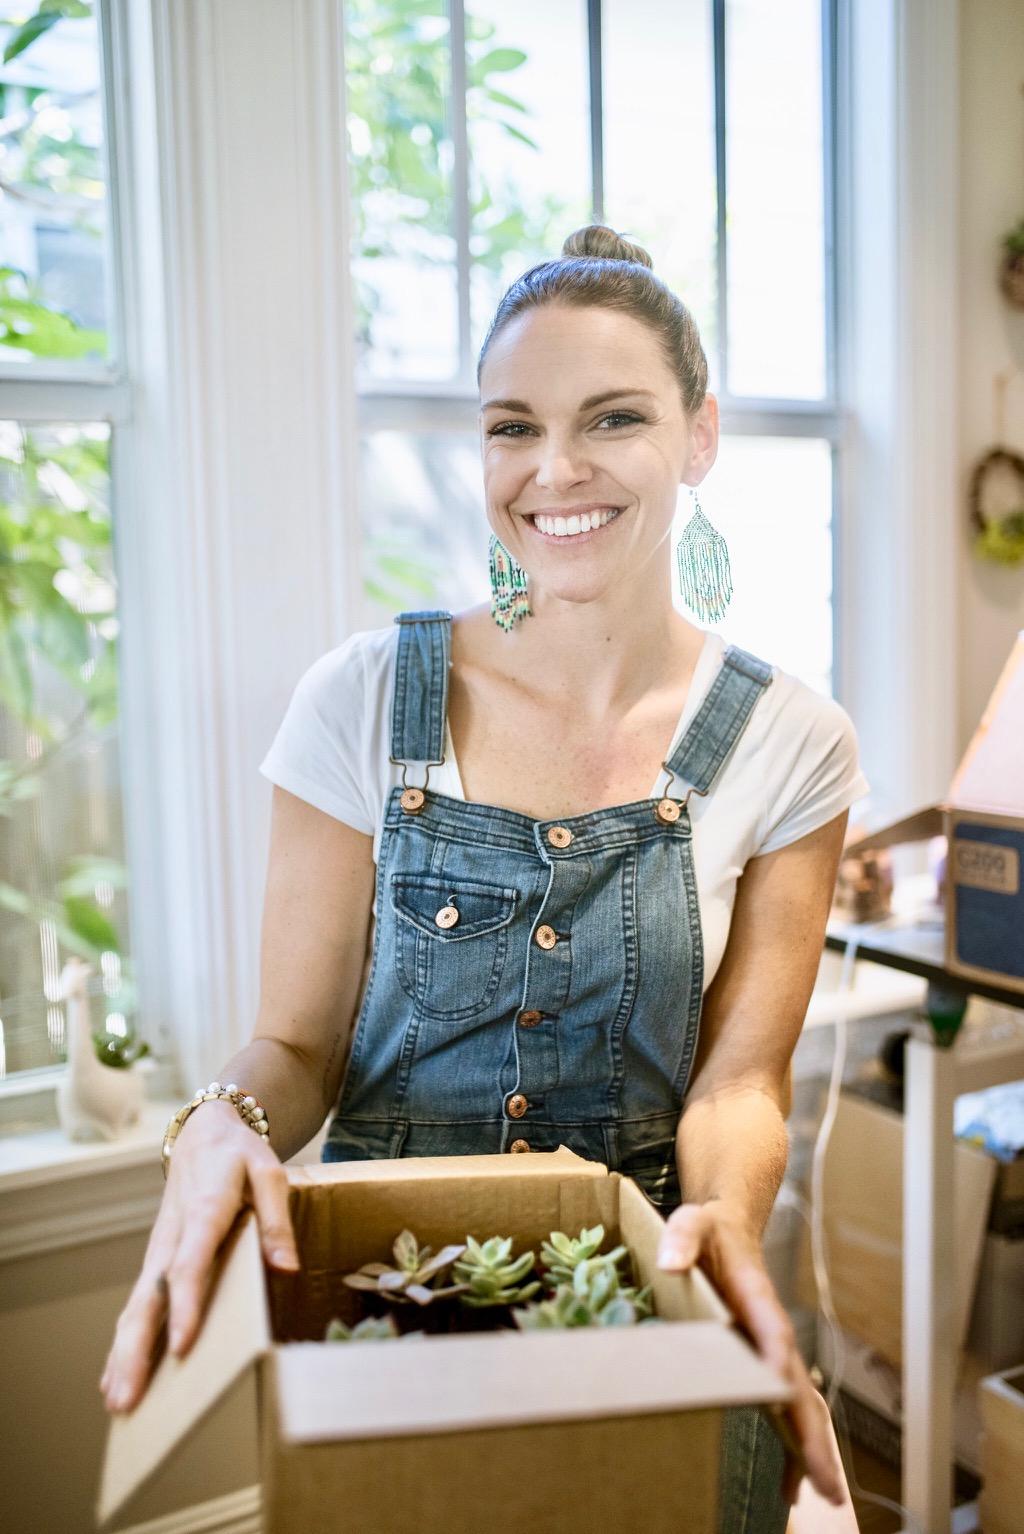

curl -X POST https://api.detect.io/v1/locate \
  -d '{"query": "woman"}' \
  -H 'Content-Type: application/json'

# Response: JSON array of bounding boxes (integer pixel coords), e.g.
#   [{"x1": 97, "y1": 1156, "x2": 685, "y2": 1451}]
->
[{"x1": 101, "y1": 225, "x2": 866, "y2": 1528}]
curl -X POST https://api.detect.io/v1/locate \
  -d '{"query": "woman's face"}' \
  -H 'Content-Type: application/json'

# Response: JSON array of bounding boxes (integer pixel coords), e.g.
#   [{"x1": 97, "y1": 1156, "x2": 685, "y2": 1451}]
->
[{"x1": 478, "y1": 302, "x2": 717, "y2": 607}]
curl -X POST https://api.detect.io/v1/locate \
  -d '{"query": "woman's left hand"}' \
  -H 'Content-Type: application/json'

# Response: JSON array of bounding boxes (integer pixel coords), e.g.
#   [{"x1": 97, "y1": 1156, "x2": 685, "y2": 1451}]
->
[{"x1": 657, "y1": 1199, "x2": 848, "y2": 1510}]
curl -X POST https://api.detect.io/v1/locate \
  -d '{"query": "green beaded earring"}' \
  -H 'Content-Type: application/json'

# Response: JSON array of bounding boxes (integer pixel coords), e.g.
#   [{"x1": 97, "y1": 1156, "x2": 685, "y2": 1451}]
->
[
  {"x1": 676, "y1": 491, "x2": 733, "y2": 623},
  {"x1": 488, "y1": 533, "x2": 532, "y2": 631}
]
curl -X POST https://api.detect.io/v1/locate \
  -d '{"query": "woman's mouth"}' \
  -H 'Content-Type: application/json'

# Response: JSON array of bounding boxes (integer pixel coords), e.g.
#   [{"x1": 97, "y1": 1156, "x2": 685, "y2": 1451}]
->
[{"x1": 525, "y1": 506, "x2": 624, "y2": 542}]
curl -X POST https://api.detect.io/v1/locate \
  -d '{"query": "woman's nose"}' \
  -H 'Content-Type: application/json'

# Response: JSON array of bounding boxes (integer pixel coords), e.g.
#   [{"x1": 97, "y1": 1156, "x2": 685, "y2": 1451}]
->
[{"x1": 534, "y1": 440, "x2": 592, "y2": 490}]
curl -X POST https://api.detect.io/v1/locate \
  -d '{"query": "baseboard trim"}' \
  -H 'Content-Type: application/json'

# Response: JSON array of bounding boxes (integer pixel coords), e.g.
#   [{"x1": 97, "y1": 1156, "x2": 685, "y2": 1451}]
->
[{"x1": 114, "y1": 1484, "x2": 261, "y2": 1534}]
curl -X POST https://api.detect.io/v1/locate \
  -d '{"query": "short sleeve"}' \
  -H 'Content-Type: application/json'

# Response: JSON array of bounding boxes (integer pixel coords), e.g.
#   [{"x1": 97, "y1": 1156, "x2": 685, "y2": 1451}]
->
[
  {"x1": 753, "y1": 690, "x2": 871, "y2": 857},
  {"x1": 258, "y1": 634, "x2": 376, "y2": 835}
]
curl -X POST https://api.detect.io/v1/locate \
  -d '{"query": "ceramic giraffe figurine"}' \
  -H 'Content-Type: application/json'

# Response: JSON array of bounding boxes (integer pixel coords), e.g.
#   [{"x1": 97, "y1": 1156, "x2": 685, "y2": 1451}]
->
[{"x1": 55, "y1": 956, "x2": 143, "y2": 1141}]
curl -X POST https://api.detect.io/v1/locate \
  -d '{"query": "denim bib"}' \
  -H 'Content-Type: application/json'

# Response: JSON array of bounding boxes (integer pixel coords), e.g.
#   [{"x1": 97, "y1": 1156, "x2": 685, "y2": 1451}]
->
[{"x1": 323, "y1": 609, "x2": 773, "y2": 1210}]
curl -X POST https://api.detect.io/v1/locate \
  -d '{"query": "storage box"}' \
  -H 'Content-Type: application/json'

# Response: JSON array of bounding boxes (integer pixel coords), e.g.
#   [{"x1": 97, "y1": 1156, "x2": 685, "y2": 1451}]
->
[
  {"x1": 794, "y1": 1091, "x2": 997, "y2": 1369},
  {"x1": 99, "y1": 1148, "x2": 793, "y2": 1534},
  {"x1": 979, "y1": 1365, "x2": 1024, "y2": 1534}
]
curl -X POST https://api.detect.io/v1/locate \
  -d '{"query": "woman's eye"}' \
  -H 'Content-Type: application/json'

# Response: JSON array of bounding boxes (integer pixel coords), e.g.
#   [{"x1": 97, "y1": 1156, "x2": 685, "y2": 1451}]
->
[{"x1": 487, "y1": 411, "x2": 644, "y2": 438}]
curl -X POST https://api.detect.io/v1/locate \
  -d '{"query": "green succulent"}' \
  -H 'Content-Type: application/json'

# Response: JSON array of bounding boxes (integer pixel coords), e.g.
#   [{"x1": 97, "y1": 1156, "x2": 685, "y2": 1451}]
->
[
  {"x1": 325, "y1": 1314, "x2": 403, "y2": 1342},
  {"x1": 539, "y1": 1223, "x2": 629, "y2": 1285},
  {"x1": 91, "y1": 1030, "x2": 150, "y2": 1068},
  {"x1": 452, "y1": 1235, "x2": 542, "y2": 1307},
  {"x1": 515, "y1": 1254, "x2": 655, "y2": 1330},
  {"x1": 342, "y1": 1229, "x2": 468, "y2": 1306}
]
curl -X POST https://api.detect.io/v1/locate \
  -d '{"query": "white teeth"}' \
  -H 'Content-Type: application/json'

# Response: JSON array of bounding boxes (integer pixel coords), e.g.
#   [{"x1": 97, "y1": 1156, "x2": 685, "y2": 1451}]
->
[{"x1": 533, "y1": 507, "x2": 621, "y2": 538}]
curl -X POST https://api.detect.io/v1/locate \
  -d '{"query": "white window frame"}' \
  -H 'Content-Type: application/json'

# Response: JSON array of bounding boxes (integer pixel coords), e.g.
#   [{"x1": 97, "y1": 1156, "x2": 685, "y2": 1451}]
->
[{"x1": 0, "y1": 0, "x2": 959, "y2": 1129}]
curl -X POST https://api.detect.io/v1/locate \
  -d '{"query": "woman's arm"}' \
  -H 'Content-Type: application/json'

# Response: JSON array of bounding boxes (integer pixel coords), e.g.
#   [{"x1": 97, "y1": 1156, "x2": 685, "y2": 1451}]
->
[
  {"x1": 100, "y1": 785, "x2": 375, "y2": 1411},
  {"x1": 659, "y1": 807, "x2": 851, "y2": 1509},
  {"x1": 674, "y1": 806, "x2": 849, "y2": 1232}
]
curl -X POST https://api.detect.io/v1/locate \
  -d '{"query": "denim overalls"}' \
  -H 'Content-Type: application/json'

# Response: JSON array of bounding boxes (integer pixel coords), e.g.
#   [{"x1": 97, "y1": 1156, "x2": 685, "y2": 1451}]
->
[{"x1": 323, "y1": 608, "x2": 789, "y2": 1534}]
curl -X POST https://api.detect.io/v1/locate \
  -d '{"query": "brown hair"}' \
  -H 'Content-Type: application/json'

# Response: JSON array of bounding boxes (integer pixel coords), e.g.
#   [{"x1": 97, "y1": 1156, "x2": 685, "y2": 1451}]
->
[{"x1": 476, "y1": 224, "x2": 709, "y2": 417}]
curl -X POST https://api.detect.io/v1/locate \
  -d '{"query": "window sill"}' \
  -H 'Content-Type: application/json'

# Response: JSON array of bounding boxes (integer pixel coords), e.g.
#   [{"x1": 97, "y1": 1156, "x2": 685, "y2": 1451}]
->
[{"x1": 0, "y1": 1096, "x2": 177, "y2": 1264}]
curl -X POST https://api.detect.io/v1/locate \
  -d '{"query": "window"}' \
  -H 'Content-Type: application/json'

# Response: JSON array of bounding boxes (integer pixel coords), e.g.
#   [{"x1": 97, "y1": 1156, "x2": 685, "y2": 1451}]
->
[
  {"x1": 0, "y1": 1, "x2": 133, "y2": 1083},
  {"x1": 350, "y1": 0, "x2": 840, "y2": 699}
]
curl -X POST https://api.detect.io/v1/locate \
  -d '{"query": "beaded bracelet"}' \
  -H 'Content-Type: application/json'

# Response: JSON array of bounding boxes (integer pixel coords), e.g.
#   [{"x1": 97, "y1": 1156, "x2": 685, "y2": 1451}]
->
[{"x1": 161, "y1": 1081, "x2": 270, "y2": 1180}]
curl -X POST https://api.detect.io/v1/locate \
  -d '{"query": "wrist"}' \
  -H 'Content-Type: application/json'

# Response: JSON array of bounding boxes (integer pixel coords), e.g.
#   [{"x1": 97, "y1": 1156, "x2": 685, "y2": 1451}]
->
[{"x1": 162, "y1": 1082, "x2": 271, "y2": 1178}]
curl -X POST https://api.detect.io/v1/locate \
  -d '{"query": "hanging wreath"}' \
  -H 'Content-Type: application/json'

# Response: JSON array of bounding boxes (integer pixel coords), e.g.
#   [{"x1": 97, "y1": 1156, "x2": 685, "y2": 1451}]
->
[{"x1": 968, "y1": 447, "x2": 1024, "y2": 566}]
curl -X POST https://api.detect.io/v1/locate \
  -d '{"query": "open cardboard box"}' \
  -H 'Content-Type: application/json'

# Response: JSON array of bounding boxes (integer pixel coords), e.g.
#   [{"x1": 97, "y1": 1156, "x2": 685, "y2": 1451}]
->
[
  {"x1": 99, "y1": 1148, "x2": 793, "y2": 1534},
  {"x1": 844, "y1": 630, "x2": 1024, "y2": 995}
]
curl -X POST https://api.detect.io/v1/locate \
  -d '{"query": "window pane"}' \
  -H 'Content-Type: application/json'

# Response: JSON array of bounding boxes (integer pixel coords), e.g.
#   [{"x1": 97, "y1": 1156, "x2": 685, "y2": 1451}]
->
[
  {"x1": 0, "y1": 6, "x2": 111, "y2": 365},
  {"x1": 346, "y1": 0, "x2": 459, "y2": 382},
  {"x1": 690, "y1": 435, "x2": 833, "y2": 694},
  {"x1": 358, "y1": 428, "x2": 488, "y2": 625},
  {"x1": 0, "y1": 422, "x2": 135, "y2": 1079},
  {"x1": 603, "y1": 0, "x2": 718, "y2": 388},
  {"x1": 466, "y1": 0, "x2": 591, "y2": 363},
  {"x1": 725, "y1": 0, "x2": 827, "y2": 399}
]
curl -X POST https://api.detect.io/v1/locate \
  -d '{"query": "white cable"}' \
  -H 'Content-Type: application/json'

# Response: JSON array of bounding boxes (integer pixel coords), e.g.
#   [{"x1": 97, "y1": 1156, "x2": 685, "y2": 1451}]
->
[{"x1": 799, "y1": 920, "x2": 924, "y2": 1533}]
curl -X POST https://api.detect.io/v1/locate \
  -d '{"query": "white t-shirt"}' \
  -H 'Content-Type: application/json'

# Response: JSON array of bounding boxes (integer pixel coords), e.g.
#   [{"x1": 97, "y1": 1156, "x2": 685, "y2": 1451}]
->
[{"x1": 259, "y1": 624, "x2": 871, "y2": 994}]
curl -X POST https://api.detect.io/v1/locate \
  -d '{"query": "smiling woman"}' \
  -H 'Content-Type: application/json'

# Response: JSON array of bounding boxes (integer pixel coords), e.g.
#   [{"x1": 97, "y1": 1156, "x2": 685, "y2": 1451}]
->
[{"x1": 105, "y1": 223, "x2": 864, "y2": 1532}]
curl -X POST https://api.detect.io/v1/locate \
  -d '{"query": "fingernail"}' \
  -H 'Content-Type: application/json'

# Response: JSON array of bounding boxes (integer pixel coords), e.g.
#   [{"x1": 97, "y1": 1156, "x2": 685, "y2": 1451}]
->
[
  {"x1": 169, "y1": 1327, "x2": 184, "y2": 1353},
  {"x1": 272, "y1": 1248, "x2": 300, "y2": 1270}
]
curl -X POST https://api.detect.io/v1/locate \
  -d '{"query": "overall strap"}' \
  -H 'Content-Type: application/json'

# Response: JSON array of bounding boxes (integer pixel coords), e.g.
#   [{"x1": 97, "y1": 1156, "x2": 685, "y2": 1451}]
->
[
  {"x1": 664, "y1": 644, "x2": 773, "y2": 798},
  {"x1": 389, "y1": 610, "x2": 452, "y2": 765}
]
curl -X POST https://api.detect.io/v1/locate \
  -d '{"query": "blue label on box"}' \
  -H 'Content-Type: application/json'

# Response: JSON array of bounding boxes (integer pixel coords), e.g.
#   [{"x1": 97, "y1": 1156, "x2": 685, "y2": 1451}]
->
[{"x1": 951, "y1": 821, "x2": 1024, "y2": 981}]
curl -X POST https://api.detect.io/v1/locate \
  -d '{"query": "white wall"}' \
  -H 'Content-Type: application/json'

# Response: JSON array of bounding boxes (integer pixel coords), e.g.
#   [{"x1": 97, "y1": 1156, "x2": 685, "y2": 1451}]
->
[{"x1": 958, "y1": 0, "x2": 1024, "y2": 752}]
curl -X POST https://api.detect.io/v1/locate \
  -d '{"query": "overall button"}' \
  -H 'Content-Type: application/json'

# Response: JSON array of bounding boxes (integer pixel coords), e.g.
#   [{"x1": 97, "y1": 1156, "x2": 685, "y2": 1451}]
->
[
  {"x1": 434, "y1": 904, "x2": 459, "y2": 929},
  {"x1": 400, "y1": 787, "x2": 425, "y2": 814},
  {"x1": 547, "y1": 825, "x2": 573, "y2": 848},
  {"x1": 507, "y1": 1094, "x2": 528, "y2": 1119},
  {"x1": 534, "y1": 924, "x2": 557, "y2": 950},
  {"x1": 509, "y1": 1139, "x2": 531, "y2": 1153},
  {"x1": 518, "y1": 1009, "x2": 543, "y2": 1028},
  {"x1": 655, "y1": 797, "x2": 681, "y2": 824}
]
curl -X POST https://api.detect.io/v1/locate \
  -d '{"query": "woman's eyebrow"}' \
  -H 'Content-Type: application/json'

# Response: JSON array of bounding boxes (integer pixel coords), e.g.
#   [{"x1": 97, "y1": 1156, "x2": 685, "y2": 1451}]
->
[{"x1": 479, "y1": 388, "x2": 658, "y2": 414}]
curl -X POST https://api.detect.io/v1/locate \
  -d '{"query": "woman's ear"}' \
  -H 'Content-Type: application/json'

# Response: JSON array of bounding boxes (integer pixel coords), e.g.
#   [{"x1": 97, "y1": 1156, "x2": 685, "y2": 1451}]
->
[{"x1": 680, "y1": 393, "x2": 720, "y2": 487}]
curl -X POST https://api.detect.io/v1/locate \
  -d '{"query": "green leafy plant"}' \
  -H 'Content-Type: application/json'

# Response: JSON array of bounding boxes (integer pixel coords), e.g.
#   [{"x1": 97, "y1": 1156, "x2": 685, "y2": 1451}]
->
[
  {"x1": 452, "y1": 1234, "x2": 541, "y2": 1307},
  {"x1": 539, "y1": 1223, "x2": 628, "y2": 1285},
  {"x1": 325, "y1": 1314, "x2": 405, "y2": 1342},
  {"x1": 91, "y1": 1029, "x2": 150, "y2": 1069},
  {"x1": 343, "y1": 1229, "x2": 468, "y2": 1306},
  {"x1": 515, "y1": 1255, "x2": 655, "y2": 1331}
]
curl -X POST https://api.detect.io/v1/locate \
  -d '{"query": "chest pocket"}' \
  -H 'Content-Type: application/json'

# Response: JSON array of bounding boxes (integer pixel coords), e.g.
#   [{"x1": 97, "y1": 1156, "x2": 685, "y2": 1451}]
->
[{"x1": 389, "y1": 873, "x2": 520, "y2": 1021}]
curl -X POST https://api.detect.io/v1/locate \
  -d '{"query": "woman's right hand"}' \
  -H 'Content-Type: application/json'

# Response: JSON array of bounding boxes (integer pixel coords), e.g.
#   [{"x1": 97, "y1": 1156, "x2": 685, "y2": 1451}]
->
[{"x1": 99, "y1": 1101, "x2": 300, "y2": 1414}]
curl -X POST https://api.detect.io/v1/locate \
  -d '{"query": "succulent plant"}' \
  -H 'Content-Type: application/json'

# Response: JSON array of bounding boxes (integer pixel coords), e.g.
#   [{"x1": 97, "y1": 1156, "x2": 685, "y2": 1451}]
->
[
  {"x1": 342, "y1": 1229, "x2": 468, "y2": 1306},
  {"x1": 325, "y1": 1314, "x2": 404, "y2": 1342},
  {"x1": 452, "y1": 1235, "x2": 542, "y2": 1307},
  {"x1": 539, "y1": 1223, "x2": 629, "y2": 1285},
  {"x1": 515, "y1": 1252, "x2": 655, "y2": 1330}
]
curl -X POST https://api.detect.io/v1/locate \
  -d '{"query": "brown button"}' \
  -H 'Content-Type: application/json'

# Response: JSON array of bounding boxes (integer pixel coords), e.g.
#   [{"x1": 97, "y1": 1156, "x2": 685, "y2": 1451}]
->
[
  {"x1": 518, "y1": 1009, "x2": 543, "y2": 1028},
  {"x1": 509, "y1": 1139, "x2": 531, "y2": 1153},
  {"x1": 400, "y1": 787, "x2": 425, "y2": 814},
  {"x1": 507, "y1": 1093, "x2": 528, "y2": 1119},
  {"x1": 547, "y1": 825, "x2": 573, "y2": 848},
  {"x1": 655, "y1": 796, "x2": 681, "y2": 824},
  {"x1": 534, "y1": 924, "x2": 557, "y2": 950},
  {"x1": 434, "y1": 904, "x2": 459, "y2": 929}
]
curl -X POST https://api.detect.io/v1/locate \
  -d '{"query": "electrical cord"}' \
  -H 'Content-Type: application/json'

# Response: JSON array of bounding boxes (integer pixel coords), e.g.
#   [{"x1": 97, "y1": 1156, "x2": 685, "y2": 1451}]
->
[{"x1": 787, "y1": 918, "x2": 925, "y2": 1533}]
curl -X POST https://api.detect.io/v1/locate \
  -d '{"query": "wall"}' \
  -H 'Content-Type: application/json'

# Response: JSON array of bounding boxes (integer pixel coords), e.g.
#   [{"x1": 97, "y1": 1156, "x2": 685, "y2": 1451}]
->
[{"x1": 958, "y1": 0, "x2": 1024, "y2": 751}]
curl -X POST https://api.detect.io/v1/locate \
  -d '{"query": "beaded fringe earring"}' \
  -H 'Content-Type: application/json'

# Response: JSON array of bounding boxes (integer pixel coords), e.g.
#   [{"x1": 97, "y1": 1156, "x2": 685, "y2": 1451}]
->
[
  {"x1": 488, "y1": 533, "x2": 532, "y2": 631},
  {"x1": 676, "y1": 492, "x2": 733, "y2": 623}
]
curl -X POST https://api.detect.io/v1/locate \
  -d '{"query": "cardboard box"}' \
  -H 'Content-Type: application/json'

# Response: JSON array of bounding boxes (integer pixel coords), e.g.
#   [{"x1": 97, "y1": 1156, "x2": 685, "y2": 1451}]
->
[
  {"x1": 99, "y1": 1149, "x2": 793, "y2": 1534},
  {"x1": 795, "y1": 1092, "x2": 997, "y2": 1369},
  {"x1": 842, "y1": 630, "x2": 1024, "y2": 995},
  {"x1": 979, "y1": 1364, "x2": 1024, "y2": 1534}
]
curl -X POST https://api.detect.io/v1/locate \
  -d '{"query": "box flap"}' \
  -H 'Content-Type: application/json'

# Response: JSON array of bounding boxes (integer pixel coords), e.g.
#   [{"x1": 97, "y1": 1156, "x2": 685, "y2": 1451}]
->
[
  {"x1": 97, "y1": 1211, "x2": 270, "y2": 1527},
  {"x1": 841, "y1": 805, "x2": 945, "y2": 856},
  {"x1": 950, "y1": 632, "x2": 1024, "y2": 816},
  {"x1": 271, "y1": 1320, "x2": 794, "y2": 1444},
  {"x1": 287, "y1": 1144, "x2": 606, "y2": 1190}
]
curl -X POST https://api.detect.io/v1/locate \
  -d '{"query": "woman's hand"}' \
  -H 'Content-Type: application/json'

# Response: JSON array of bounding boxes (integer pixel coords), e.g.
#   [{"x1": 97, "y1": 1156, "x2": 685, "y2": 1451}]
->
[
  {"x1": 657, "y1": 1199, "x2": 848, "y2": 1509},
  {"x1": 99, "y1": 1101, "x2": 300, "y2": 1414}
]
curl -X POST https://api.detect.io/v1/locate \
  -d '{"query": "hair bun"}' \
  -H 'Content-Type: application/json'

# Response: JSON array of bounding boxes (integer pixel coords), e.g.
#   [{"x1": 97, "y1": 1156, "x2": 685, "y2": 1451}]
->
[{"x1": 561, "y1": 224, "x2": 654, "y2": 270}]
